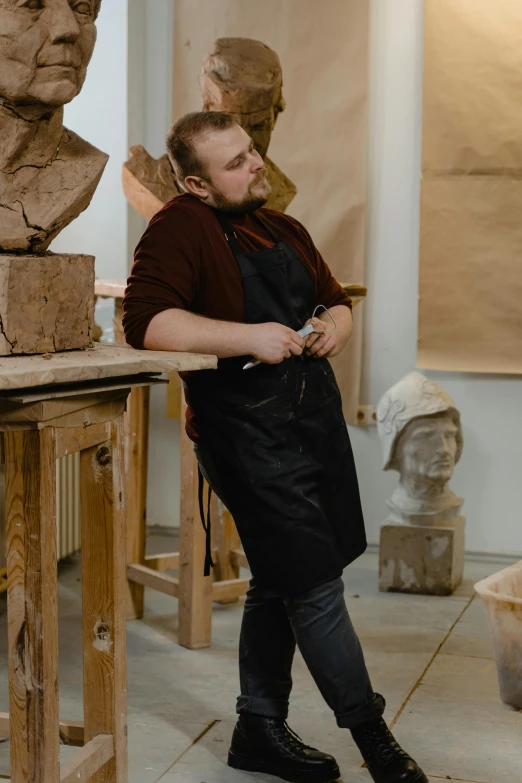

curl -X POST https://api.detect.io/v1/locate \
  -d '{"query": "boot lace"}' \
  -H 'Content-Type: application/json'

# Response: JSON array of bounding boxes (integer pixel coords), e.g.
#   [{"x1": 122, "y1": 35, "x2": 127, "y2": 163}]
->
[
  {"x1": 356, "y1": 720, "x2": 410, "y2": 767},
  {"x1": 267, "y1": 720, "x2": 314, "y2": 756}
]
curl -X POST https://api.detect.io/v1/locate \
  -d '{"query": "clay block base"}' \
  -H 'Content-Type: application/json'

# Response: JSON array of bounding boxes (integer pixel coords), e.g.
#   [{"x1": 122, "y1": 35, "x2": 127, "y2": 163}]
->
[
  {"x1": 0, "y1": 253, "x2": 94, "y2": 355},
  {"x1": 379, "y1": 518, "x2": 465, "y2": 596}
]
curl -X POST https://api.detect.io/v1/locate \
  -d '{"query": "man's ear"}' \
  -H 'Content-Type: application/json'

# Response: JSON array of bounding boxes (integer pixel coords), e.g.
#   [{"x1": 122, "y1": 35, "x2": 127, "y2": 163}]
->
[{"x1": 184, "y1": 175, "x2": 210, "y2": 201}]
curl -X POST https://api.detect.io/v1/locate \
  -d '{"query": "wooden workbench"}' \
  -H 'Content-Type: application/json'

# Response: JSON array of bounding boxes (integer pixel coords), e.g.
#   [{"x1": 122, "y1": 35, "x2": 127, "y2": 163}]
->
[{"x1": 0, "y1": 344, "x2": 216, "y2": 782}]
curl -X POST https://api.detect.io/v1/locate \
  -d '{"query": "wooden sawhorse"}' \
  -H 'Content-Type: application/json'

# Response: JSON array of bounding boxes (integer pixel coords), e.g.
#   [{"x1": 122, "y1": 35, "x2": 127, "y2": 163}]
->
[{"x1": 126, "y1": 393, "x2": 251, "y2": 649}]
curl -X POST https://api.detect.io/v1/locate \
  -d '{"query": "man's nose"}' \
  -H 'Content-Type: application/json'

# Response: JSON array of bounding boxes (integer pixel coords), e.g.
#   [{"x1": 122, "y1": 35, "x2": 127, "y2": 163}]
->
[
  {"x1": 46, "y1": 0, "x2": 81, "y2": 44},
  {"x1": 250, "y1": 153, "x2": 264, "y2": 172}
]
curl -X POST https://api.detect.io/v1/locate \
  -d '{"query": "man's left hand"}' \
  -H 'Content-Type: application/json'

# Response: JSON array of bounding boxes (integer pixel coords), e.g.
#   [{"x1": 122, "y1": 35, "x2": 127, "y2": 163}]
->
[{"x1": 303, "y1": 305, "x2": 353, "y2": 359}]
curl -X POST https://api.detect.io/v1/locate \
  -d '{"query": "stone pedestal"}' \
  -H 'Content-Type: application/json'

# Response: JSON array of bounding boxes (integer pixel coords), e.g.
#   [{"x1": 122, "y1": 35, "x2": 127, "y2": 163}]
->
[
  {"x1": 379, "y1": 517, "x2": 465, "y2": 596},
  {"x1": 0, "y1": 253, "x2": 94, "y2": 355}
]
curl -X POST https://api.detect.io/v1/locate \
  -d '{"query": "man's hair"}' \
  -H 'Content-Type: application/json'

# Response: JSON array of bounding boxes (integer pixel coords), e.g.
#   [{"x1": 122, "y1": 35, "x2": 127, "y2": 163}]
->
[{"x1": 166, "y1": 111, "x2": 237, "y2": 188}]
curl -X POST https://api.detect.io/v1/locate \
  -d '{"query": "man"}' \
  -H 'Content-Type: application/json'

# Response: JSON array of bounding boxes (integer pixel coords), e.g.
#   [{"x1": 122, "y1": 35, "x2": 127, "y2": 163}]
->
[{"x1": 123, "y1": 111, "x2": 428, "y2": 783}]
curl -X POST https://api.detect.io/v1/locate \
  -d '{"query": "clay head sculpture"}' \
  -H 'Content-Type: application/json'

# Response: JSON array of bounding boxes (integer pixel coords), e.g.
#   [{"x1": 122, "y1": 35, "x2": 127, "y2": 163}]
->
[
  {"x1": 0, "y1": 0, "x2": 107, "y2": 252},
  {"x1": 0, "y1": 0, "x2": 102, "y2": 112},
  {"x1": 200, "y1": 37, "x2": 285, "y2": 160},
  {"x1": 376, "y1": 372, "x2": 464, "y2": 525}
]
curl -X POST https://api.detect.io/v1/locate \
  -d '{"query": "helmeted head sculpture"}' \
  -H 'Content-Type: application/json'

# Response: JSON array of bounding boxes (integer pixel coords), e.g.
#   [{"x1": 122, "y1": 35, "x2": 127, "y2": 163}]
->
[
  {"x1": 377, "y1": 372, "x2": 464, "y2": 524},
  {"x1": 377, "y1": 371, "x2": 463, "y2": 474}
]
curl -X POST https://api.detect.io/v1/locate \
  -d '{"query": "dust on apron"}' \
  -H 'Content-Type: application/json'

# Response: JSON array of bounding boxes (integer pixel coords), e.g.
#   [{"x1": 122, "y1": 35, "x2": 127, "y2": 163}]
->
[{"x1": 187, "y1": 208, "x2": 367, "y2": 595}]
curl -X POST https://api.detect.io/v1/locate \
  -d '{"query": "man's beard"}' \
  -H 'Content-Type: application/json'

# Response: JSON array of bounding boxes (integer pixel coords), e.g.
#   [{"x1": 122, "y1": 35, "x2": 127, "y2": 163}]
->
[{"x1": 209, "y1": 171, "x2": 272, "y2": 215}]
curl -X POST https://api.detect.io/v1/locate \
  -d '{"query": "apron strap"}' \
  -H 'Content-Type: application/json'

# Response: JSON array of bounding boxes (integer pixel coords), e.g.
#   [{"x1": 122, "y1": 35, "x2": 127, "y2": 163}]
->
[
  {"x1": 197, "y1": 465, "x2": 215, "y2": 577},
  {"x1": 212, "y1": 208, "x2": 280, "y2": 258}
]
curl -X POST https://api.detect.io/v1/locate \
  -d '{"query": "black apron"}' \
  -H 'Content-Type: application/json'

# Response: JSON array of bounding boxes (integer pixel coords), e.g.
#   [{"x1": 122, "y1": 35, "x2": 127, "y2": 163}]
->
[{"x1": 187, "y1": 208, "x2": 367, "y2": 595}]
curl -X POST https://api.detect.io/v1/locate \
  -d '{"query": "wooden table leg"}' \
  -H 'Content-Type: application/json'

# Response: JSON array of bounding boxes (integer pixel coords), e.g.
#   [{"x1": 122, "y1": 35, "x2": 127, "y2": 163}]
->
[
  {"x1": 124, "y1": 385, "x2": 150, "y2": 620},
  {"x1": 5, "y1": 429, "x2": 60, "y2": 783},
  {"x1": 113, "y1": 297, "x2": 151, "y2": 621},
  {"x1": 178, "y1": 398, "x2": 213, "y2": 649},
  {"x1": 80, "y1": 416, "x2": 128, "y2": 782}
]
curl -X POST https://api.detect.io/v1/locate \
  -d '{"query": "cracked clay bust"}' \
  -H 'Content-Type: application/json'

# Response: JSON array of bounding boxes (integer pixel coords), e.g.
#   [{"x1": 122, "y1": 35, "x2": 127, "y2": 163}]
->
[
  {"x1": 0, "y1": 0, "x2": 107, "y2": 253},
  {"x1": 377, "y1": 372, "x2": 464, "y2": 526}
]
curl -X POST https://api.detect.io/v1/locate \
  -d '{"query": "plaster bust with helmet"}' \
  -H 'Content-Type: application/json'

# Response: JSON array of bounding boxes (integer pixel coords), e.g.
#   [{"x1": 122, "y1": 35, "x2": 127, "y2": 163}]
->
[{"x1": 377, "y1": 372, "x2": 464, "y2": 526}]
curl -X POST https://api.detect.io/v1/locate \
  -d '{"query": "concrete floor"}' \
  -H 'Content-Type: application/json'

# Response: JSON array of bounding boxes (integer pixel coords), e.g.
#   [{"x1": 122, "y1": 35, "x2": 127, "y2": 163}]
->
[{"x1": 0, "y1": 534, "x2": 520, "y2": 782}]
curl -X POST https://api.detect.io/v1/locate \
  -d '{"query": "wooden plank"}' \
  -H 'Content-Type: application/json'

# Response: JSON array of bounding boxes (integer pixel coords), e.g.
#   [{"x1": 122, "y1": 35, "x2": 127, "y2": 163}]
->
[
  {"x1": 60, "y1": 734, "x2": 114, "y2": 783},
  {"x1": 212, "y1": 579, "x2": 250, "y2": 603},
  {"x1": 178, "y1": 395, "x2": 213, "y2": 649},
  {"x1": 213, "y1": 504, "x2": 242, "y2": 604},
  {"x1": 113, "y1": 299, "x2": 125, "y2": 347},
  {"x1": 124, "y1": 385, "x2": 150, "y2": 620},
  {"x1": 230, "y1": 548, "x2": 249, "y2": 570},
  {"x1": 0, "y1": 344, "x2": 217, "y2": 391},
  {"x1": 56, "y1": 422, "x2": 111, "y2": 459},
  {"x1": 144, "y1": 552, "x2": 180, "y2": 571},
  {"x1": 0, "y1": 713, "x2": 8, "y2": 737},
  {"x1": 5, "y1": 428, "x2": 60, "y2": 783},
  {"x1": 127, "y1": 564, "x2": 179, "y2": 597},
  {"x1": 80, "y1": 417, "x2": 127, "y2": 782},
  {"x1": 59, "y1": 720, "x2": 85, "y2": 747},
  {"x1": 166, "y1": 372, "x2": 182, "y2": 419},
  {"x1": 0, "y1": 399, "x2": 127, "y2": 433},
  {"x1": 94, "y1": 279, "x2": 126, "y2": 298},
  {"x1": 340, "y1": 283, "x2": 368, "y2": 298},
  {"x1": 0, "y1": 714, "x2": 84, "y2": 747},
  {"x1": 0, "y1": 396, "x2": 114, "y2": 424},
  {"x1": 0, "y1": 376, "x2": 163, "y2": 405}
]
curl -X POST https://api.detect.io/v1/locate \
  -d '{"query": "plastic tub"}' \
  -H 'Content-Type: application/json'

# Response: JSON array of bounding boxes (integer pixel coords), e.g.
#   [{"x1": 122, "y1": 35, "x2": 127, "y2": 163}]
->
[{"x1": 475, "y1": 560, "x2": 522, "y2": 709}]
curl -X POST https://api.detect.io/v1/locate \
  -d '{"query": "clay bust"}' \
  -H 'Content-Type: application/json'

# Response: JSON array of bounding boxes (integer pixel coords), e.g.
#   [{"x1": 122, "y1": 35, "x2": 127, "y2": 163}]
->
[
  {"x1": 376, "y1": 372, "x2": 464, "y2": 526},
  {"x1": 123, "y1": 37, "x2": 296, "y2": 221},
  {"x1": 0, "y1": 0, "x2": 107, "y2": 253},
  {"x1": 199, "y1": 37, "x2": 296, "y2": 212}
]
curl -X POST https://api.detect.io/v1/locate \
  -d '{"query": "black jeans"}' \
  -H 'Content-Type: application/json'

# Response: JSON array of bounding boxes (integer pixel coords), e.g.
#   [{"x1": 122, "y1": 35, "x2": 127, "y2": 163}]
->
[
  {"x1": 237, "y1": 576, "x2": 385, "y2": 729},
  {"x1": 195, "y1": 443, "x2": 385, "y2": 730}
]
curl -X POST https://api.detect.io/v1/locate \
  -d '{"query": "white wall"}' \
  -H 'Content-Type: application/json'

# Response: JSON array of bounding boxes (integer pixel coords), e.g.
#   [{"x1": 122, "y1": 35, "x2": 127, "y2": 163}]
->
[
  {"x1": 350, "y1": 0, "x2": 522, "y2": 557},
  {"x1": 141, "y1": 0, "x2": 182, "y2": 529},
  {"x1": 50, "y1": 0, "x2": 129, "y2": 280}
]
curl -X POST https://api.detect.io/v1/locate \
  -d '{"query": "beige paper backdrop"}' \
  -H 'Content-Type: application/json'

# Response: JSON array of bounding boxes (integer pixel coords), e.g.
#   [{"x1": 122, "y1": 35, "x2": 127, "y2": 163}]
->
[
  {"x1": 172, "y1": 0, "x2": 369, "y2": 421},
  {"x1": 418, "y1": 0, "x2": 522, "y2": 373}
]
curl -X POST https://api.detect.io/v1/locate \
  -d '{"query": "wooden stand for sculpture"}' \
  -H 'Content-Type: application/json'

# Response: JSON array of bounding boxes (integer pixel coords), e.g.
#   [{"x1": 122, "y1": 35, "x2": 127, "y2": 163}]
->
[
  {"x1": 379, "y1": 518, "x2": 465, "y2": 596},
  {"x1": 95, "y1": 281, "x2": 367, "y2": 649},
  {"x1": 0, "y1": 345, "x2": 216, "y2": 782}
]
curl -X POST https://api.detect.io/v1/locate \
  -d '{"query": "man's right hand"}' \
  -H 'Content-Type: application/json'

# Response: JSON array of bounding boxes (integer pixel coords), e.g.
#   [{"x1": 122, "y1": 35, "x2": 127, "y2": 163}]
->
[{"x1": 248, "y1": 322, "x2": 305, "y2": 365}]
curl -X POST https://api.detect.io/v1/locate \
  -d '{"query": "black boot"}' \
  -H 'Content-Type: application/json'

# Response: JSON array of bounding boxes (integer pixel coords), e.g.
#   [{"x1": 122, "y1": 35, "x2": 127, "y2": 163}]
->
[
  {"x1": 228, "y1": 714, "x2": 341, "y2": 783},
  {"x1": 351, "y1": 718, "x2": 428, "y2": 783}
]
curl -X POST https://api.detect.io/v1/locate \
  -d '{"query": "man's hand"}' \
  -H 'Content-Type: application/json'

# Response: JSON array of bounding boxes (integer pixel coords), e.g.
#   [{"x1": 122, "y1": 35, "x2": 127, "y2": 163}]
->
[
  {"x1": 304, "y1": 305, "x2": 353, "y2": 359},
  {"x1": 248, "y1": 322, "x2": 305, "y2": 364}
]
